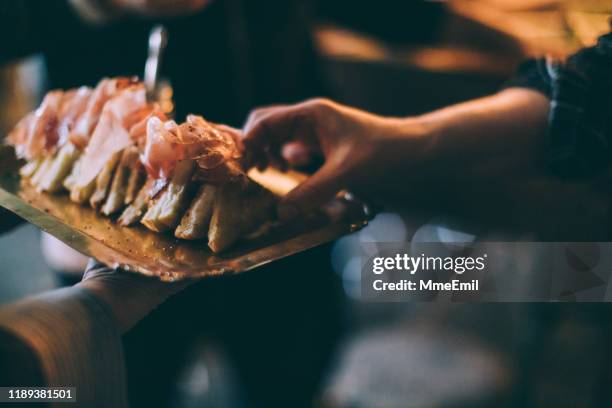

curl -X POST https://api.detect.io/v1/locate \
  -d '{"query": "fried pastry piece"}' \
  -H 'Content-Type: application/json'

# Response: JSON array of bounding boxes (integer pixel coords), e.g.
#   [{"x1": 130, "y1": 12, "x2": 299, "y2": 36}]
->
[
  {"x1": 118, "y1": 179, "x2": 154, "y2": 226},
  {"x1": 30, "y1": 155, "x2": 54, "y2": 187},
  {"x1": 101, "y1": 148, "x2": 137, "y2": 215},
  {"x1": 208, "y1": 179, "x2": 277, "y2": 253},
  {"x1": 63, "y1": 164, "x2": 77, "y2": 191},
  {"x1": 175, "y1": 184, "x2": 217, "y2": 240},
  {"x1": 37, "y1": 143, "x2": 81, "y2": 193},
  {"x1": 90, "y1": 150, "x2": 123, "y2": 210},
  {"x1": 19, "y1": 158, "x2": 43, "y2": 178},
  {"x1": 125, "y1": 159, "x2": 146, "y2": 205},
  {"x1": 67, "y1": 158, "x2": 96, "y2": 203},
  {"x1": 141, "y1": 159, "x2": 196, "y2": 232}
]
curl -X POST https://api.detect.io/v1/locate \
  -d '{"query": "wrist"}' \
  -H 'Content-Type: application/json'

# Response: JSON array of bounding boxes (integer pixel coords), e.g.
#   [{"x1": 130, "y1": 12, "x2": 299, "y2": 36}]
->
[
  {"x1": 379, "y1": 116, "x2": 438, "y2": 176},
  {"x1": 77, "y1": 280, "x2": 132, "y2": 332},
  {"x1": 77, "y1": 275, "x2": 185, "y2": 333}
]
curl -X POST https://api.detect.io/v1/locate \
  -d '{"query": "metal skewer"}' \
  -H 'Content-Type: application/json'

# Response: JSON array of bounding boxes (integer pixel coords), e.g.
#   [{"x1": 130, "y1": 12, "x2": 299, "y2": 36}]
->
[{"x1": 144, "y1": 25, "x2": 168, "y2": 102}]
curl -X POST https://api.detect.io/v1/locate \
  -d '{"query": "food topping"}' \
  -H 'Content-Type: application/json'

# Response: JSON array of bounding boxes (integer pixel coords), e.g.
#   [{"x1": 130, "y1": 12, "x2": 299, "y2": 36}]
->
[{"x1": 141, "y1": 114, "x2": 242, "y2": 182}]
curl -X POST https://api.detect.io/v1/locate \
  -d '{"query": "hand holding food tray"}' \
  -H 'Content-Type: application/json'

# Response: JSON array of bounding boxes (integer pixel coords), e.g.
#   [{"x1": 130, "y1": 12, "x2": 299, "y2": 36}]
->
[{"x1": 0, "y1": 78, "x2": 371, "y2": 281}]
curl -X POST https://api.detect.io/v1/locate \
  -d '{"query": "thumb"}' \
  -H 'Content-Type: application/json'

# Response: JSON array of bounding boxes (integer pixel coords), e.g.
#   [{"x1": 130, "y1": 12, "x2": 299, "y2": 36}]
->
[{"x1": 278, "y1": 161, "x2": 344, "y2": 220}]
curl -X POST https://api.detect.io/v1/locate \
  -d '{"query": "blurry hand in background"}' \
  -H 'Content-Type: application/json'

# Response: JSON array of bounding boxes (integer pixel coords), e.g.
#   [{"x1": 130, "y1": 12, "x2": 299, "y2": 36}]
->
[
  {"x1": 108, "y1": 0, "x2": 213, "y2": 17},
  {"x1": 70, "y1": 0, "x2": 213, "y2": 20}
]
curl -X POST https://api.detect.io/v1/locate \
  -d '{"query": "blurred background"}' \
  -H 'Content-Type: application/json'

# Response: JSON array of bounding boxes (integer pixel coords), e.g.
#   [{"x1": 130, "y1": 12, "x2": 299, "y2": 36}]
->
[{"x1": 2, "y1": 0, "x2": 612, "y2": 407}]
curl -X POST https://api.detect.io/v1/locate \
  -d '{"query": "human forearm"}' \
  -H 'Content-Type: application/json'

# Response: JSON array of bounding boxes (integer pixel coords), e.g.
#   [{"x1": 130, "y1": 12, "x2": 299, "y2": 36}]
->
[
  {"x1": 406, "y1": 88, "x2": 550, "y2": 183},
  {"x1": 242, "y1": 90, "x2": 608, "y2": 237},
  {"x1": 242, "y1": 91, "x2": 551, "y2": 217},
  {"x1": 392, "y1": 89, "x2": 609, "y2": 236}
]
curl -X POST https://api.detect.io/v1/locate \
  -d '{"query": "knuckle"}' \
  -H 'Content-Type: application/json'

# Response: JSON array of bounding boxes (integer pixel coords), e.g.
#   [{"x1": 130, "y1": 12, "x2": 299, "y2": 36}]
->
[
  {"x1": 254, "y1": 117, "x2": 273, "y2": 135},
  {"x1": 302, "y1": 99, "x2": 337, "y2": 129},
  {"x1": 306, "y1": 98, "x2": 333, "y2": 114},
  {"x1": 244, "y1": 110, "x2": 262, "y2": 129},
  {"x1": 245, "y1": 107, "x2": 278, "y2": 134},
  {"x1": 308, "y1": 97, "x2": 332, "y2": 106}
]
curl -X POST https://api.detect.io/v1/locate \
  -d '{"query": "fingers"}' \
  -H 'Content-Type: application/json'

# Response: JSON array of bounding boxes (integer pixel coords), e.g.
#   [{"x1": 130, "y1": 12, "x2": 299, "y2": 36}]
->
[
  {"x1": 214, "y1": 124, "x2": 242, "y2": 144},
  {"x1": 82, "y1": 258, "x2": 128, "y2": 283},
  {"x1": 242, "y1": 99, "x2": 345, "y2": 218},
  {"x1": 84, "y1": 258, "x2": 110, "y2": 275},
  {"x1": 242, "y1": 101, "x2": 321, "y2": 170},
  {"x1": 80, "y1": 258, "x2": 191, "y2": 333},
  {"x1": 82, "y1": 257, "x2": 190, "y2": 299},
  {"x1": 281, "y1": 141, "x2": 317, "y2": 168},
  {"x1": 214, "y1": 123, "x2": 245, "y2": 155},
  {"x1": 242, "y1": 107, "x2": 289, "y2": 169},
  {"x1": 278, "y1": 160, "x2": 345, "y2": 220},
  {"x1": 85, "y1": 258, "x2": 104, "y2": 272}
]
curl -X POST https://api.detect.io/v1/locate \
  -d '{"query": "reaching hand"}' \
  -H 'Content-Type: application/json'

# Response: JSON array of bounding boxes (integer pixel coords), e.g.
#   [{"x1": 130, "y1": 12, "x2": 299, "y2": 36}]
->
[
  {"x1": 242, "y1": 98, "x2": 427, "y2": 220},
  {"x1": 107, "y1": 0, "x2": 213, "y2": 18}
]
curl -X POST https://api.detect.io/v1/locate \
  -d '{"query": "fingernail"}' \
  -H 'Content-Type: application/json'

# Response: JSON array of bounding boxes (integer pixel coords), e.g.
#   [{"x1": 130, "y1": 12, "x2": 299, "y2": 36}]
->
[
  {"x1": 322, "y1": 199, "x2": 347, "y2": 222},
  {"x1": 278, "y1": 203, "x2": 299, "y2": 221}
]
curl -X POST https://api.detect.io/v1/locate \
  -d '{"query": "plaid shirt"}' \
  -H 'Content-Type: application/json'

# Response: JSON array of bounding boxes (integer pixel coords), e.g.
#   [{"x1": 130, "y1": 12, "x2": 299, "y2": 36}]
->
[{"x1": 506, "y1": 32, "x2": 612, "y2": 178}]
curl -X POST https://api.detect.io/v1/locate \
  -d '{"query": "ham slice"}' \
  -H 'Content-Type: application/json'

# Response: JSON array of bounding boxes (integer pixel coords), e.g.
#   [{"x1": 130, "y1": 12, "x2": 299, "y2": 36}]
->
[
  {"x1": 57, "y1": 86, "x2": 92, "y2": 147},
  {"x1": 7, "y1": 78, "x2": 135, "y2": 159},
  {"x1": 70, "y1": 77, "x2": 136, "y2": 149},
  {"x1": 7, "y1": 112, "x2": 34, "y2": 158},
  {"x1": 74, "y1": 85, "x2": 149, "y2": 188},
  {"x1": 30, "y1": 90, "x2": 66, "y2": 158},
  {"x1": 141, "y1": 116, "x2": 180, "y2": 180},
  {"x1": 128, "y1": 105, "x2": 167, "y2": 145},
  {"x1": 141, "y1": 114, "x2": 242, "y2": 182},
  {"x1": 7, "y1": 89, "x2": 94, "y2": 160},
  {"x1": 9, "y1": 90, "x2": 65, "y2": 160}
]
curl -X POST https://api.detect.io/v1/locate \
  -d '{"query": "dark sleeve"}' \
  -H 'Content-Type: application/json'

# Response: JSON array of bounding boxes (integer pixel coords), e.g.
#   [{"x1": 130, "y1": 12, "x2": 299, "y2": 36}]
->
[
  {"x1": 503, "y1": 58, "x2": 552, "y2": 97},
  {"x1": 504, "y1": 33, "x2": 612, "y2": 178},
  {"x1": 0, "y1": 1, "x2": 88, "y2": 65}
]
